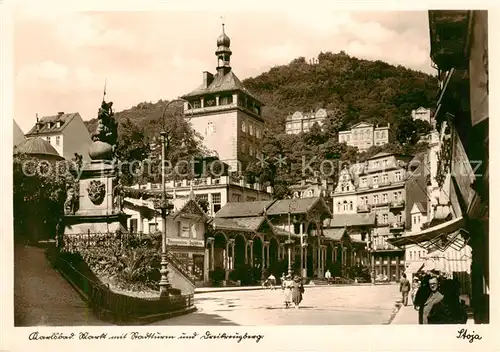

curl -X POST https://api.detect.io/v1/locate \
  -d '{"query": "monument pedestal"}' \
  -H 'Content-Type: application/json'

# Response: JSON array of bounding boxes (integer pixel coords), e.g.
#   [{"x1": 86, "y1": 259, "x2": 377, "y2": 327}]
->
[{"x1": 64, "y1": 159, "x2": 129, "y2": 235}]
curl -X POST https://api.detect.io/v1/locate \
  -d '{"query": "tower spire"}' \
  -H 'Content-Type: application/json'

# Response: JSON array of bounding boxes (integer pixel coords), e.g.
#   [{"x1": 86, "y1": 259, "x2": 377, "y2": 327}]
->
[{"x1": 216, "y1": 20, "x2": 232, "y2": 75}]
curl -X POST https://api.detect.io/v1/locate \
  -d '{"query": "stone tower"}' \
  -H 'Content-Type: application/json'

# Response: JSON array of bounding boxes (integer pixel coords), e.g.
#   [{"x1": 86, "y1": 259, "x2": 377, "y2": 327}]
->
[{"x1": 180, "y1": 24, "x2": 265, "y2": 173}]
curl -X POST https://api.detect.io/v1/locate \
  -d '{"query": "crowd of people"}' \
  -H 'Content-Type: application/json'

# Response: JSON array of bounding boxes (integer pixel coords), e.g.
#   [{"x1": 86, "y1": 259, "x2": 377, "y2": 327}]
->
[{"x1": 400, "y1": 270, "x2": 468, "y2": 324}]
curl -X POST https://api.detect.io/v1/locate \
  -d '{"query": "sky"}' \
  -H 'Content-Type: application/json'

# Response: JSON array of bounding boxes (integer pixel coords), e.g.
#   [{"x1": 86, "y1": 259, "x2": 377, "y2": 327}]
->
[{"x1": 13, "y1": 8, "x2": 434, "y2": 133}]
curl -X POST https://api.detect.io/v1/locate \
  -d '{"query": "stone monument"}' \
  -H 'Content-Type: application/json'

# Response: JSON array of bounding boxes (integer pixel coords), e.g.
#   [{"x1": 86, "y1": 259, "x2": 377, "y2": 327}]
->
[{"x1": 64, "y1": 99, "x2": 129, "y2": 235}]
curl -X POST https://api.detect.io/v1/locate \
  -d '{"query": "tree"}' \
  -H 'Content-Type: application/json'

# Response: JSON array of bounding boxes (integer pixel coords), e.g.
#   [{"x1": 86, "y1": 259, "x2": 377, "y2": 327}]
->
[{"x1": 13, "y1": 153, "x2": 67, "y2": 243}]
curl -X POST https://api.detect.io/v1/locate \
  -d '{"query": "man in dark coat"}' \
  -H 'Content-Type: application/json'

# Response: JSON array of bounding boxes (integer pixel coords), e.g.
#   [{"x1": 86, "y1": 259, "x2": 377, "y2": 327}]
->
[{"x1": 399, "y1": 273, "x2": 411, "y2": 306}]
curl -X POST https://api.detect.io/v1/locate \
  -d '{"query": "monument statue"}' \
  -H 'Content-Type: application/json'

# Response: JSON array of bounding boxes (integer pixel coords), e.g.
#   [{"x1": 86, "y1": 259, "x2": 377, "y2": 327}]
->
[{"x1": 88, "y1": 99, "x2": 118, "y2": 160}]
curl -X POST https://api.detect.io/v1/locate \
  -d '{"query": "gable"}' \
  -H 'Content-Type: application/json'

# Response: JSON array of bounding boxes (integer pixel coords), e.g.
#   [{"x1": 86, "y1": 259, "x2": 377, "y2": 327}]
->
[
  {"x1": 173, "y1": 199, "x2": 207, "y2": 220},
  {"x1": 350, "y1": 122, "x2": 373, "y2": 129}
]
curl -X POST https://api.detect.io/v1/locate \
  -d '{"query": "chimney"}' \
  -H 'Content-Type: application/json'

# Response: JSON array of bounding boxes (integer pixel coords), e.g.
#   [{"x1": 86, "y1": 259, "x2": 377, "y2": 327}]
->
[
  {"x1": 203, "y1": 71, "x2": 214, "y2": 88},
  {"x1": 58, "y1": 111, "x2": 64, "y2": 117}
]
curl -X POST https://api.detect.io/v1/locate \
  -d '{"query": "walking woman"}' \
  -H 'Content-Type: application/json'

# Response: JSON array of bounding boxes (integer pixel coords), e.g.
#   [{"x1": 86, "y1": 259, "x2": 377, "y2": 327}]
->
[
  {"x1": 282, "y1": 274, "x2": 294, "y2": 308},
  {"x1": 292, "y1": 276, "x2": 305, "y2": 309}
]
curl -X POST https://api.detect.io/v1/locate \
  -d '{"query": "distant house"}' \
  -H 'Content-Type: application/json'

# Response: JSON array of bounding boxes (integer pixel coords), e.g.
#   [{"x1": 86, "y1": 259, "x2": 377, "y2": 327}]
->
[
  {"x1": 13, "y1": 120, "x2": 25, "y2": 149},
  {"x1": 338, "y1": 122, "x2": 390, "y2": 152},
  {"x1": 411, "y1": 107, "x2": 433, "y2": 124},
  {"x1": 25, "y1": 112, "x2": 92, "y2": 161},
  {"x1": 15, "y1": 136, "x2": 64, "y2": 162},
  {"x1": 285, "y1": 109, "x2": 328, "y2": 135}
]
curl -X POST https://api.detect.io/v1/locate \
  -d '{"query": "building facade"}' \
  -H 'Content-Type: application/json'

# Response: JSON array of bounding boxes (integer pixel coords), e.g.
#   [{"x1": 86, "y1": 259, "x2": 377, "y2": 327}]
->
[
  {"x1": 25, "y1": 112, "x2": 93, "y2": 161},
  {"x1": 180, "y1": 25, "x2": 264, "y2": 172},
  {"x1": 391, "y1": 10, "x2": 489, "y2": 323},
  {"x1": 13, "y1": 120, "x2": 25, "y2": 148},
  {"x1": 129, "y1": 176, "x2": 272, "y2": 220},
  {"x1": 285, "y1": 109, "x2": 327, "y2": 135},
  {"x1": 338, "y1": 122, "x2": 390, "y2": 152},
  {"x1": 331, "y1": 153, "x2": 412, "y2": 281},
  {"x1": 411, "y1": 107, "x2": 433, "y2": 124}
]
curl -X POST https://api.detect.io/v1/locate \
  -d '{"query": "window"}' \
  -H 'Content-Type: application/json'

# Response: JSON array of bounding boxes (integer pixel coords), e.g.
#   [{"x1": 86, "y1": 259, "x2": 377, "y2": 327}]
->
[
  {"x1": 382, "y1": 174, "x2": 388, "y2": 184},
  {"x1": 361, "y1": 178, "x2": 367, "y2": 187},
  {"x1": 249, "y1": 146, "x2": 254, "y2": 156},
  {"x1": 241, "y1": 142, "x2": 246, "y2": 154},
  {"x1": 212, "y1": 193, "x2": 221, "y2": 213},
  {"x1": 346, "y1": 135, "x2": 350, "y2": 141},
  {"x1": 241, "y1": 121, "x2": 247, "y2": 133},
  {"x1": 180, "y1": 222, "x2": 190, "y2": 238},
  {"x1": 373, "y1": 176, "x2": 378, "y2": 184},
  {"x1": 373, "y1": 195, "x2": 379, "y2": 204},
  {"x1": 382, "y1": 214, "x2": 388, "y2": 224},
  {"x1": 413, "y1": 216, "x2": 417, "y2": 225},
  {"x1": 376, "y1": 132, "x2": 380, "y2": 139},
  {"x1": 249, "y1": 125, "x2": 254, "y2": 136},
  {"x1": 207, "y1": 121, "x2": 216, "y2": 135},
  {"x1": 337, "y1": 202, "x2": 341, "y2": 212},
  {"x1": 148, "y1": 223, "x2": 158, "y2": 233},
  {"x1": 46, "y1": 136, "x2": 51, "y2": 143},
  {"x1": 129, "y1": 218, "x2": 138, "y2": 233},
  {"x1": 382, "y1": 193, "x2": 388, "y2": 203},
  {"x1": 343, "y1": 201, "x2": 348, "y2": 211},
  {"x1": 395, "y1": 171, "x2": 402, "y2": 182},
  {"x1": 397, "y1": 215, "x2": 403, "y2": 223},
  {"x1": 349, "y1": 201, "x2": 353, "y2": 210},
  {"x1": 232, "y1": 194, "x2": 241, "y2": 202},
  {"x1": 56, "y1": 136, "x2": 60, "y2": 146},
  {"x1": 256, "y1": 128, "x2": 261, "y2": 138}
]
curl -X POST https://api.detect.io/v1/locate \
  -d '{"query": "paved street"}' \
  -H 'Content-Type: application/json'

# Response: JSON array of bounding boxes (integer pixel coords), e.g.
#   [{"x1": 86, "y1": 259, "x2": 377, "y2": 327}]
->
[
  {"x1": 14, "y1": 245, "x2": 108, "y2": 326},
  {"x1": 152, "y1": 284, "x2": 401, "y2": 325}
]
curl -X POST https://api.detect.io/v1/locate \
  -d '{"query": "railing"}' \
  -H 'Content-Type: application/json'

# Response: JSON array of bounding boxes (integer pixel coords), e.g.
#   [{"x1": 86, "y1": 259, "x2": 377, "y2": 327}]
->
[
  {"x1": 390, "y1": 200, "x2": 405, "y2": 208},
  {"x1": 166, "y1": 252, "x2": 197, "y2": 286},
  {"x1": 357, "y1": 204, "x2": 371, "y2": 213},
  {"x1": 373, "y1": 243, "x2": 400, "y2": 251},
  {"x1": 63, "y1": 232, "x2": 198, "y2": 288},
  {"x1": 49, "y1": 250, "x2": 194, "y2": 324}
]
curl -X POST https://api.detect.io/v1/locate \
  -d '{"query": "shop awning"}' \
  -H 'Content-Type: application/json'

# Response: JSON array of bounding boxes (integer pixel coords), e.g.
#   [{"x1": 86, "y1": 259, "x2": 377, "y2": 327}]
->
[
  {"x1": 387, "y1": 216, "x2": 468, "y2": 251},
  {"x1": 405, "y1": 261, "x2": 425, "y2": 273}
]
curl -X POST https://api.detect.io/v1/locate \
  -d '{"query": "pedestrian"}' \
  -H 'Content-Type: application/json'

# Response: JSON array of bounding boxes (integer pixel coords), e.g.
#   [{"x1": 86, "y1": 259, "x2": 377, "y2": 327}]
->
[
  {"x1": 411, "y1": 277, "x2": 420, "y2": 305},
  {"x1": 282, "y1": 274, "x2": 294, "y2": 308},
  {"x1": 280, "y1": 273, "x2": 286, "y2": 285},
  {"x1": 325, "y1": 269, "x2": 332, "y2": 284},
  {"x1": 423, "y1": 276, "x2": 447, "y2": 324},
  {"x1": 399, "y1": 273, "x2": 411, "y2": 306},
  {"x1": 292, "y1": 276, "x2": 305, "y2": 309},
  {"x1": 413, "y1": 273, "x2": 431, "y2": 324},
  {"x1": 268, "y1": 273, "x2": 276, "y2": 290}
]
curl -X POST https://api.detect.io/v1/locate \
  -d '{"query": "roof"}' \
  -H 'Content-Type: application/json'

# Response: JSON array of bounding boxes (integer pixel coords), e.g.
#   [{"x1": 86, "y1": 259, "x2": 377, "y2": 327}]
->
[
  {"x1": 25, "y1": 112, "x2": 80, "y2": 136},
  {"x1": 266, "y1": 197, "x2": 331, "y2": 216},
  {"x1": 323, "y1": 228, "x2": 346, "y2": 241},
  {"x1": 181, "y1": 70, "x2": 262, "y2": 104},
  {"x1": 13, "y1": 120, "x2": 25, "y2": 147},
  {"x1": 230, "y1": 216, "x2": 266, "y2": 232},
  {"x1": 324, "y1": 213, "x2": 376, "y2": 228},
  {"x1": 350, "y1": 122, "x2": 373, "y2": 129},
  {"x1": 215, "y1": 200, "x2": 275, "y2": 218},
  {"x1": 15, "y1": 137, "x2": 63, "y2": 159},
  {"x1": 411, "y1": 202, "x2": 427, "y2": 214}
]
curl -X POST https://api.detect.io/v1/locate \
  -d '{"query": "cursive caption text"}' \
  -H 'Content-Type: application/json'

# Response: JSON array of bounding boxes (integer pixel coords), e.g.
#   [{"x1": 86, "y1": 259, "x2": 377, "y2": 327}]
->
[{"x1": 456, "y1": 329, "x2": 482, "y2": 343}]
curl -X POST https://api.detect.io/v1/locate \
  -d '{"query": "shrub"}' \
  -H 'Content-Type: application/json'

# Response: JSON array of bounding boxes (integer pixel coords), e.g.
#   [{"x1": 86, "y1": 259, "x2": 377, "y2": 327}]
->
[{"x1": 209, "y1": 268, "x2": 225, "y2": 286}]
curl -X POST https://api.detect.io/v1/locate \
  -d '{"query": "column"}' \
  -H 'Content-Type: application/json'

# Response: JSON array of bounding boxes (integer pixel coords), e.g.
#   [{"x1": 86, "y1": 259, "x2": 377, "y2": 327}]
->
[
  {"x1": 244, "y1": 241, "x2": 248, "y2": 264},
  {"x1": 207, "y1": 237, "x2": 215, "y2": 271},
  {"x1": 299, "y1": 224, "x2": 304, "y2": 276},
  {"x1": 317, "y1": 237, "x2": 322, "y2": 278},
  {"x1": 303, "y1": 244, "x2": 308, "y2": 277},
  {"x1": 386, "y1": 255, "x2": 390, "y2": 280},
  {"x1": 229, "y1": 239, "x2": 235, "y2": 270},
  {"x1": 266, "y1": 242, "x2": 270, "y2": 268},
  {"x1": 396, "y1": 255, "x2": 400, "y2": 281},
  {"x1": 261, "y1": 240, "x2": 266, "y2": 269},
  {"x1": 248, "y1": 240, "x2": 254, "y2": 267},
  {"x1": 225, "y1": 240, "x2": 231, "y2": 281}
]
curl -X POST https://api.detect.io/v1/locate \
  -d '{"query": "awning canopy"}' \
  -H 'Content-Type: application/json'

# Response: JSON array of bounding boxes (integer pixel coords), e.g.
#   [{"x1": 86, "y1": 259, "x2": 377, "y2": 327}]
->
[
  {"x1": 387, "y1": 216, "x2": 469, "y2": 251},
  {"x1": 405, "y1": 261, "x2": 424, "y2": 273}
]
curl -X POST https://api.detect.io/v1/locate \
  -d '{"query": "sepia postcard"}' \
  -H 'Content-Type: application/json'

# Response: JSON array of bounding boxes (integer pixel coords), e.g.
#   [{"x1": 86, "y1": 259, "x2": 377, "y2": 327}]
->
[{"x1": 1, "y1": 1, "x2": 497, "y2": 351}]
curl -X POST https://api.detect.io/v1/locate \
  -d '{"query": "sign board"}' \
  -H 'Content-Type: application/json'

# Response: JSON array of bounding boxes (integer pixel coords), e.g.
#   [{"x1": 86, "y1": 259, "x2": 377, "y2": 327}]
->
[
  {"x1": 166, "y1": 238, "x2": 204, "y2": 247},
  {"x1": 452, "y1": 130, "x2": 477, "y2": 213}
]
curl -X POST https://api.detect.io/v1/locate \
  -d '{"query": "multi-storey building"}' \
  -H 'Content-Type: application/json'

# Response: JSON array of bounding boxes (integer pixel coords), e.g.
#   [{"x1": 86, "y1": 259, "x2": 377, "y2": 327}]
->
[
  {"x1": 290, "y1": 178, "x2": 332, "y2": 199},
  {"x1": 285, "y1": 109, "x2": 327, "y2": 135},
  {"x1": 411, "y1": 107, "x2": 434, "y2": 124},
  {"x1": 180, "y1": 25, "x2": 264, "y2": 173},
  {"x1": 24, "y1": 112, "x2": 93, "y2": 161},
  {"x1": 338, "y1": 122, "x2": 390, "y2": 152},
  {"x1": 331, "y1": 152, "x2": 412, "y2": 281}
]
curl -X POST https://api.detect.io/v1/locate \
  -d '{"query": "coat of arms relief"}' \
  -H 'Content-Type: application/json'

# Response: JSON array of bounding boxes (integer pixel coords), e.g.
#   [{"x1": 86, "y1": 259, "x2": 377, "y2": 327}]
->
[{"x1": 87, "y1": 180, "x2": 106, "y2": 205}]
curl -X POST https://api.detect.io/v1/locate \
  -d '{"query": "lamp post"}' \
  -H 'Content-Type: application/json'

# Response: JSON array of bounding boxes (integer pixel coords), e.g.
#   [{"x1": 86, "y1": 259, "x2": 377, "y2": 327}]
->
[
  {"x1": 286, "y1": 199, "x2": 298, "y2": 276},
  {"x1": 157, "y1": 98, "x2": 194, "y2": 298}
]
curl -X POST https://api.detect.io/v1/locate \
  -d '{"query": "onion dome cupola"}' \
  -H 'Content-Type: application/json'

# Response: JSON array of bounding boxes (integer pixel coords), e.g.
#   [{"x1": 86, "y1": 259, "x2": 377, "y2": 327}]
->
[{"x1": 215, "y1": 23, "x2": 232, "y2": 75}]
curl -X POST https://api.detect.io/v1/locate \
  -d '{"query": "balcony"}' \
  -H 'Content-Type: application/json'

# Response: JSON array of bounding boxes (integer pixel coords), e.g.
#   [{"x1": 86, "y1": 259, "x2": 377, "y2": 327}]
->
[
  {"x1": 372, "y1": 243, "x2": 401, "y2": 251},
  {"x1": 390, "y1": 222, "x2": 405, "y2": 232},
  {"x1": 390, "y1": 200, "x2": 405, "y2": 210},
  {"x1": 357, "y1": 204, "x2": 371, "y2": 213}
]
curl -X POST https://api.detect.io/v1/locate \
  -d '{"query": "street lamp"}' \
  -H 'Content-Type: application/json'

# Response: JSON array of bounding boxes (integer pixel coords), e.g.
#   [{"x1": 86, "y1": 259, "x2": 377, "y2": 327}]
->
[
  {"x1": 157, "y1": 98, "x2": 194, "y2": 298},
  {"x1": 286, "y1": 199, "x2": 298, "y2": 276}
]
